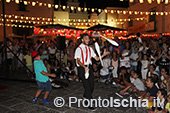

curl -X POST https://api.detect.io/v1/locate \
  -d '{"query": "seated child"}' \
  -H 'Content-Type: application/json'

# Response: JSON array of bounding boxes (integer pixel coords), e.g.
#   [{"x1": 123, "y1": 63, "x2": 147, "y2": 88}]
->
[
  {"x1": 114, "y1": 66, "x2": 130, "y2": 87},
  {"x1": 66, "y1": 61, "x2": 79, "y2": 81},
  {"x1": 51, "y1": 59, "x2": 61, "y2": 78},
  {"x1": 93, "y1": 63, "x2": 100, "y2": 82},
  {"x1": 152, "y1": 89, "x2": 166, "y2": 113},
  {"x1": 119, "y1": 71, "x2": 145, "y2": 95},
  {"x1": 24, "y1": 50, "x2": 33, "y2": 78},
  {"x1": 61, "y1": 63, "x2": 70, "y2": 81},
  {"x1": 43, "y1": 59, "x2": 51, "y2": 73},
  {"x1": 111, "y1": 51, "x2": 119, "y2": 78},
  {"x1": 165, "y1": 94, "x2": 170, "y2": 113}
]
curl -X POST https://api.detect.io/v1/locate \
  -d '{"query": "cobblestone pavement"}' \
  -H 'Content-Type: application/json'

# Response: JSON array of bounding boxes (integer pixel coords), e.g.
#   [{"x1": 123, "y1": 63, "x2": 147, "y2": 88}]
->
[{"x1": 0, "y1": 78, "x2": 149, "y2": 113}]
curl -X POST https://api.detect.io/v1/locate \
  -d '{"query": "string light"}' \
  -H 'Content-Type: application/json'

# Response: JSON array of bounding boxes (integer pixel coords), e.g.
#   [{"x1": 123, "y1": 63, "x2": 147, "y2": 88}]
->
[
  {"x1": 71, "y1": 6, "x2": 74, "y2": 10},
  {"x1": 6, "y1": 0, "x2": 10, "y2": 3},
  {"x1": 129, "y1": 0, "x2": 134, "y2": 2},
  {"x1": 134, "y1": 11, "x2": 138, "y2": 15},
  {"x1": 24, "y1": 1, "x2": 27, "y2": 5},
  {"x1": 91, "y1": 8, "x2": 94, "y2": 12},
  {"x1": 147, "y1": 0, "x2": 152, "y2": 4},
  {"x1": 146, "y1": 12, "x2": 149, "y2": 15},
  {"x1": 98, "y1": 9, "x2": 101, "y2": 13},
  {"x1": 39, "y1": 2, "x2": 42, "y2": 6},
  {"x1": 48, "y1": 4, "x2": 51, "y2": 8},
  {"x1": 129, "y1": 11, "x2": 132, "y2": 15},
  {"x1": 157, "y1": 0, "x2": 161, "y2": 4},
  {"x1": 15, "y1": 0, "x2": 19, "y2": 4},
  {"x1": 62, "y1": 6, "x2": 66, "y2": 10},
  {"x1": 165, "y1": 0, "x2": 168, "y2": 4},
  {"x1": 32, "y1": 2, "x2": 36, "y2": 6},
  {"x1": 165, "y1": 12, "x2": 168, "y2": 15},
  {"x1": 139, "y1": 0, "x2": 144, "y2": 3},
  {"x1": 78, "y1": 7, "x2": 81, "y2": 11},
  {"x1": 2, "y1": 0, "x2": 170, "y2": 14},
  {"x1": 84, "y1": 8, "x2": 87, "y2": 12}
]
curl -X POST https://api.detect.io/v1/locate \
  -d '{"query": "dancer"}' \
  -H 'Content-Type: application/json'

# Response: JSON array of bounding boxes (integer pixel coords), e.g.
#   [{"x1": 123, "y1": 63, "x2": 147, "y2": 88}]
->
[
  {"x1": 74, "y1": 34, "x2": 110, "y2": 110},
  {"x1": 31, "y1": 51, "x2": 56, "y2": 104}
]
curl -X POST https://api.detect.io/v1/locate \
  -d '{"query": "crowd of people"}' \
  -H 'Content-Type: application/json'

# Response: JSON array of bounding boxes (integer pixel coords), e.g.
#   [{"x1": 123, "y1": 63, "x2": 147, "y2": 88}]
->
[{"x1": 0, "y1": 34, "x2": 170, "y2": 112}]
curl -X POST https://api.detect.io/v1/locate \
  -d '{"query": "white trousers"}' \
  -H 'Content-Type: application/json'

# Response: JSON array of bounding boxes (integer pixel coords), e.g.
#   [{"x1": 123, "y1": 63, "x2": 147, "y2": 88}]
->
[
  {"x1": 141, "y1": 68, "x2": 148, "y2": 80},
  {"x1": 112, "y1": 67, "x2": 118, "y2": 78}
]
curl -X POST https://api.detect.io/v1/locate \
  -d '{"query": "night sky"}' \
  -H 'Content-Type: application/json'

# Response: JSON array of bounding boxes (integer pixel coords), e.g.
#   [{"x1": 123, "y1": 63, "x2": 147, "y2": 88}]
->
[{"x1": 54, "y1": 0, "x2": 129, "y2": 9}]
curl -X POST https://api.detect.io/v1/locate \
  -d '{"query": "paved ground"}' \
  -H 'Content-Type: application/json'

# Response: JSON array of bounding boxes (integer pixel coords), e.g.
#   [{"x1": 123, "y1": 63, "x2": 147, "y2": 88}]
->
[{"x1": 0, "y1": 76, "x2": 150, "y2": 113}]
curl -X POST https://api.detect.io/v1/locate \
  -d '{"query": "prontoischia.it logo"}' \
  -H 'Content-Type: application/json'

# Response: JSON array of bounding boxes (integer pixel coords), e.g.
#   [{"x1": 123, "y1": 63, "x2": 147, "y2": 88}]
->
[{"x1": 54, "y1": 96, "x2": 161, "y2": 108}]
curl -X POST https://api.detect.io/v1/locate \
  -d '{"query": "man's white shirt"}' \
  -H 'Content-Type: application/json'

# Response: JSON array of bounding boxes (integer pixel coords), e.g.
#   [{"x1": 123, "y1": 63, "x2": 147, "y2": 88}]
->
[{"x1": 74, "y1": 43, "x2": 96, "y2": 67}]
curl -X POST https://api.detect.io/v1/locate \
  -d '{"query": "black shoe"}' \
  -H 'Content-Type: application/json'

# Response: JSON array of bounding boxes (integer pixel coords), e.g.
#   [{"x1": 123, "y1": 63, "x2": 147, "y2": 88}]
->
[{"x1": 88, "y1": 107, "x2": 97, "y2": 111}]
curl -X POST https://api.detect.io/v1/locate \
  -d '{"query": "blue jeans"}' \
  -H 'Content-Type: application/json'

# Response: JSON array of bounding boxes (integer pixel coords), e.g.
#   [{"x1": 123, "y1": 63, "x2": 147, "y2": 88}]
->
[
  {"x1": 131, "y1": 65, "x2": 137, "y2": 71},
  {"x1": 36, "y1": 80, "x2": 52, "y2": 92}
]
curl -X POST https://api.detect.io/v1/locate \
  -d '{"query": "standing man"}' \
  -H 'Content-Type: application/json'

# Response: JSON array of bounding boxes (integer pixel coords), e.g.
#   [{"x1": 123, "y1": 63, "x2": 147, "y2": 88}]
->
[{"x1": 74, "y1": 34, "x2": 110, "y2": 110}]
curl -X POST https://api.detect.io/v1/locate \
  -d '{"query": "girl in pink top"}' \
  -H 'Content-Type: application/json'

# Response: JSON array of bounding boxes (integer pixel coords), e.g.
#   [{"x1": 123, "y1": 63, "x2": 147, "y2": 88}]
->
[{"x1": 111, "y1": 51, "x2": 119, "y2": 78}]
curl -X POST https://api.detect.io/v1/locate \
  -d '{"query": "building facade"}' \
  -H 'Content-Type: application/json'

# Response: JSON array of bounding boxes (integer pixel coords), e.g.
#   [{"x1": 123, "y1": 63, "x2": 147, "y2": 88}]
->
[
  {"x1": 98, "y1": 7, "x2": 127, "y2": 29},
  {"x1": 0, "y1": 0, "x2": 53, "y2": 41},
  {"x1": 121, "y1": 0, "x2": 170, "y2": 34}
]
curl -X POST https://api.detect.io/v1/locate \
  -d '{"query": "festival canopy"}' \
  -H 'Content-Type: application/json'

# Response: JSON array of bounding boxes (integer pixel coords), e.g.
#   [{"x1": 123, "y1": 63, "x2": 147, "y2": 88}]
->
[
  {"x1": 34, "y1": 24, "x2": 83, "y2": 38},
  {"x1": 36, "y1": 24, "x2": 82, "y2": 30},
  {"x1": 34, "y1": 23, "x2": 127, "y2": 39},
  {"x1": 87, "y1": 24, "x2": 126, "y2": 31}
]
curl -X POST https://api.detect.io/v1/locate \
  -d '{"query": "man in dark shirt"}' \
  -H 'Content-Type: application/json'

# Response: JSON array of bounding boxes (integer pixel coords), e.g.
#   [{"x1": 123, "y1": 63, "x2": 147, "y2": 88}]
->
[
  {"x1": 146, "y1": 77, "x2": 158, "y2": 98},
  {"x1": 140, "y1": 77, "x2": 158, "y2": 109}
]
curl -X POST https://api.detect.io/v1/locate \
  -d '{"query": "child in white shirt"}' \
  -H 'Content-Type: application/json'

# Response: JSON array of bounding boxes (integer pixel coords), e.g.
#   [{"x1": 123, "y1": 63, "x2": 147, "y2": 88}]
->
[{"x1": 141, "y1": 54, "x2": 149, "y2": 80}]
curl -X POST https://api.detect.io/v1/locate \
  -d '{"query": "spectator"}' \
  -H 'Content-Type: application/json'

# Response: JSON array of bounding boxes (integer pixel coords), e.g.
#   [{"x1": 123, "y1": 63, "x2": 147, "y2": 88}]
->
[
  {"x1": 137, "y1": 52, "x2": 142, "y2": 78},
  {"x1": 152, "y1": 89, "x2": 166, "y2": 113},
  {"x1": 41, "y1": 44, "x2": 49, "y2": 60},
  {"x1": 6, "y1": 41, "x2": 14, "y2": 73},
  {"x1": 51, "y1": 59, "x2": 60, "y2": 77},
  {"x1": 24, "y1": 50, "x2": 33, "y2": 78},
  {"x1": 44, "y1": 59, "x2": 51, "y2": 73},
  {"x1": 158, "y1": 43, "x2": 170, "y2": 70},
  {"x1": 48, "y1": 41, "x2": 57, "y2": 64},
  {"x1": 165, "y1": 94, "x2": 170, "y2": 113},
  {"x1": 100, "y1": 53, "x2": 111, "y2": 79},
  {"x1": 119, "y1": 71, "x2": 145, "y2": 96},
  {"x1": 120, "y1": 41, "x2": 131, "y2": 68},
  {"x1": 139, "y1": 41, "x2": 148, "y2": 54},
  {"x1": 17, "y1": 49, "x2": 24, "y2": 69},
  {"x1": 160, "y1": 67, "x2": 170, "y2": 94},
  {"x1": 66, "y1": 61, "x2": 79, "y2": 81},
  {"x1": 12, "y1": 40, "x2": 20, "y2": 71},
  {"x1": 141, "y1": 77, "x2": 158, "y2": 109},
  {"x1": 147, "y1": 64, "x2": 159, "y2": 78},
  {"x1": 111, "y1": 51, "x2": 119, "y2": 78},
  {"x1": 130, "y1": 47, "x2": 139, "y2": 71},
  {"x1": 93, "y1": 63, "x2": 100, "y2": 82},
  {"x1": 141, "y1": 54, "x2": 149, "y2": 80},
  {"x1": 114, "y1": 66, "x2": 130, "y2": 86}
]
